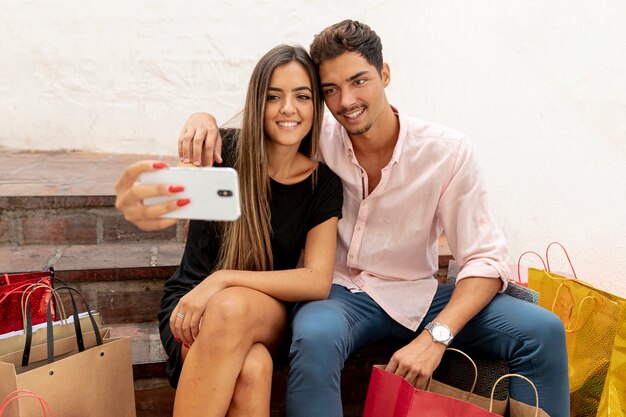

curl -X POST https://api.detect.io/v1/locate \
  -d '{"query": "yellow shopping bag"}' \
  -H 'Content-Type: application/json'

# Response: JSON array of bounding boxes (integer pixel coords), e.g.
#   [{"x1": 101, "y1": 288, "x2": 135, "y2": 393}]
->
[{"x1": 529, "y1": 267, "x2": 626, "y2": 417}]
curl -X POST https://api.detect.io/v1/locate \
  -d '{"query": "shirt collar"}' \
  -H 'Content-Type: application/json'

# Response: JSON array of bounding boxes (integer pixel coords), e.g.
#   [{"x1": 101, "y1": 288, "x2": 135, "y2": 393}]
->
[
  {"x1": 389, "y1": 105, "x2": 407, "y2": 165},
  {"x1": 337, "y1": 105, "x2": 407, "y2": 166}
]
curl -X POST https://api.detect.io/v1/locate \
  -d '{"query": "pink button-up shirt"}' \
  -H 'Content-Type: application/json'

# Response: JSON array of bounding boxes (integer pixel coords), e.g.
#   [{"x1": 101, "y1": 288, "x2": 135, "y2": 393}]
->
[{"x1": 319, "y1": 108, "x2": 510, "y2": 331}]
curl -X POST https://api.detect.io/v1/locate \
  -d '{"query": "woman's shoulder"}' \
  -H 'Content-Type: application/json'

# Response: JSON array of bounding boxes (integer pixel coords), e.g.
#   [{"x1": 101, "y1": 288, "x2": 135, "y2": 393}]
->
[{"x1": 315, "y1": 161, "x2": 342, "y2": 186}]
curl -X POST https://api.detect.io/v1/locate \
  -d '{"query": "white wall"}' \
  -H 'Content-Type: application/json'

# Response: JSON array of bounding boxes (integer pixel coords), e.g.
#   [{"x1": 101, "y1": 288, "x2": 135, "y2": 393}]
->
[{"x1": 2, "y1": 0, "x2": 625, "y2": 296}]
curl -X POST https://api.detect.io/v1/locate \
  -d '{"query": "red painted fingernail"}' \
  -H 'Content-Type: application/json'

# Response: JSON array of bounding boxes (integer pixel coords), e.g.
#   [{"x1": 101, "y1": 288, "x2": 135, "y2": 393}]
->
[
  {"x1": 169, "y1": 185, "x2": 185, "y2": 193},
  {"x1": 153, "y1": 162, "x2": 168, "y2": 169},
  {"x1": 174, "y1": 336, "x2": 180, "y2": 343},
  {"x1": 183, "y1": 343, "x2": 192, "y2": 348},
  {"x1": 177, "y1": 199, "x2": 191, "y2": 207}
]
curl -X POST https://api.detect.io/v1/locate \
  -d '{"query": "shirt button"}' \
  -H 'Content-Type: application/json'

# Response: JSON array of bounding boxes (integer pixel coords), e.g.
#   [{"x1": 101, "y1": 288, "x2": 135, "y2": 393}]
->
[
  {"x1": 356, "y1": 225, "x2": 361, "y2": 231},
  {"x1": 349, "y1": 254, "x2": 355, "y2": 259}
]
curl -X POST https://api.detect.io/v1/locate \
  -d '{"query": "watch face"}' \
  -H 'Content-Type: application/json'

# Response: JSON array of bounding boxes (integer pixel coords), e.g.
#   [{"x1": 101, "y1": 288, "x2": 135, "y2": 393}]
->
[{"x1": 432, "y1": 325, "x2": 450, "y2": 341}]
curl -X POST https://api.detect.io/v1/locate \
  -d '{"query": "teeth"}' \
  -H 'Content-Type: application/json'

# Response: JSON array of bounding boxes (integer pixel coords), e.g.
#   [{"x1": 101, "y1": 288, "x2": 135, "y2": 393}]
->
[
  {"x1": 277, "y1": 121, "x2": 298, "y2": 127},
  {"x1": 345, "y1": 108, "x2": 364, "y2": 119}
]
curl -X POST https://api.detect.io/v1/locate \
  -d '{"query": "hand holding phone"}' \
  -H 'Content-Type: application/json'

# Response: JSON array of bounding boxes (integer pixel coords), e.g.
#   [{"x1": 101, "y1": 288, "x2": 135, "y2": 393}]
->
[{"x1": 139, "y1": 167, "x2": 241, "y2": 221}]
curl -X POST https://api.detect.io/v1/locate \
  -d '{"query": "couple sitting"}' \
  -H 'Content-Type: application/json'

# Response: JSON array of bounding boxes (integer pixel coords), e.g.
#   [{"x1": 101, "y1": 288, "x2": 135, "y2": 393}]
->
[{"x1": 115, "y1": 19, "x2": 569, "y2": 417}]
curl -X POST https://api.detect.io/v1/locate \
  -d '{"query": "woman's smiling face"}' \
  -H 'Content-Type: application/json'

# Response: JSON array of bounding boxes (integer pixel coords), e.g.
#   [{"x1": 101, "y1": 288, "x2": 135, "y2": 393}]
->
[{"x1": 263, "y1": 61, "x2": 314, "y2": 148}]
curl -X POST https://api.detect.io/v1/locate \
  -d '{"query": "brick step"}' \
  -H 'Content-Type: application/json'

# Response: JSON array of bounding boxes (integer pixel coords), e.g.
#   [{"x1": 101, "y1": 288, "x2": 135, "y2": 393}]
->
[
  {"x1": 107, "y1": 324, "x2": 174, "y2": 417},
  {"x1": 0, "y1": 149, "x2": 179, "y2": 247},
  {"x1": 0, "y1": 197, "x2": 184, "y2": 246},
  {"x1": 0, "y1": 242, "x2": 184, "y2": 323},
  {"x1": 1, "y1": 239, "x2": 452, "y2": 324}
]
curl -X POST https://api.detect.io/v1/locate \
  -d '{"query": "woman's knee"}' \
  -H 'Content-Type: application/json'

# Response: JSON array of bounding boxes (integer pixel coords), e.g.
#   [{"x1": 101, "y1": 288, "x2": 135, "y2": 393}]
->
[
  {"x1": 238, "y1": 343, "x2": 273, "y2": 388},
  {"x1": 196, "y1": 288, "x2": 287, "y2": 350},
  {"x1": 210, "y1": 290, "x2": 253, "y2": 324},
  {"x1": 196, "y1": 289, "x2": 254, "y2": 344}
]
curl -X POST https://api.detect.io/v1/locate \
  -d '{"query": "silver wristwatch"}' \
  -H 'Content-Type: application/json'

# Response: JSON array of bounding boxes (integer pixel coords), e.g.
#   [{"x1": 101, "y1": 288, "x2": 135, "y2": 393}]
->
[{"x1": 425, "y1": 322, "x2": 454, "y2": 346}]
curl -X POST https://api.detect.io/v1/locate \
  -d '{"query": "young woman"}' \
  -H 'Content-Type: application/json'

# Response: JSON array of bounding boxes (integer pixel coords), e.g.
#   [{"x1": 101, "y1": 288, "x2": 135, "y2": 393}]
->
[{"x1": 114, "y1": 45, "x2": 342, "y2": 417}]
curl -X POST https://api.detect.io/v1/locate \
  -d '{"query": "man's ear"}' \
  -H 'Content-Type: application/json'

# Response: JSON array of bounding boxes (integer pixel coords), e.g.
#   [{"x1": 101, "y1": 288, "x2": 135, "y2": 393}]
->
[{"x1": 381, "y1": 63, "x2": 391, "y2": 87}]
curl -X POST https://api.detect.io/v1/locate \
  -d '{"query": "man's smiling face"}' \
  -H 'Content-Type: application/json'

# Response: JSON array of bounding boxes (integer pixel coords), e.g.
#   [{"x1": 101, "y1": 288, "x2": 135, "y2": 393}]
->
[{"x1": 319, "y1": 52, "x2": 390, "y2": 137}]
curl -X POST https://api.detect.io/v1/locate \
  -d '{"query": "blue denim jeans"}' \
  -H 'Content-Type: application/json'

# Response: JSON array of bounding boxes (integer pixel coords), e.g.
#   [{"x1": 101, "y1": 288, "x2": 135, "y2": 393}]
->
[{"x1": 286, "y1": 284, "x2": 569, "y2": 417}]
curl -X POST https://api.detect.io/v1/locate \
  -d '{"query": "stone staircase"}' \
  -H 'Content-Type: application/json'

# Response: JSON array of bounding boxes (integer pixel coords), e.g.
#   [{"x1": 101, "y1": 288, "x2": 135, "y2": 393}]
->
[
  {"x1": 0, "y1": 148, "x2": 182, "y2": 416},
  {"x1": 1, "y1": 148, "x2": 480, "y2": 417}
]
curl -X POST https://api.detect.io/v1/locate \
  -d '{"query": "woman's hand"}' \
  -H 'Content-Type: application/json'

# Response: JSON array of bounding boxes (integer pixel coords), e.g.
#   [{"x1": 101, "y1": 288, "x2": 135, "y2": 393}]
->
[
  {"x1": 114, "y1": 160, "x2": 188, "y2": 231},
  {"x1": 178, "y1": 112, "x2": 223, "y2": 167},
  {"x1": 170, "y1": 271, "x2": 229, "y2": 345}
]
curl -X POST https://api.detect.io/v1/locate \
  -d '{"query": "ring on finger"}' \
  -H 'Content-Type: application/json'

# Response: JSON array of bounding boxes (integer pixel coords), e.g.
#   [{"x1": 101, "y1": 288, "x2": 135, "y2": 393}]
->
[{"x1": 176, "y1": 312, "x2": 186, "y2": 320}]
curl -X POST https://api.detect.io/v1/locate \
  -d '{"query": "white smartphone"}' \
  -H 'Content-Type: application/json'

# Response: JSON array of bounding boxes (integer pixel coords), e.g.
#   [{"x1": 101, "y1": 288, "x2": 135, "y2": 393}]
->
[{"x1": 139, "y1": 167, "x2": 241, "y2": 221}]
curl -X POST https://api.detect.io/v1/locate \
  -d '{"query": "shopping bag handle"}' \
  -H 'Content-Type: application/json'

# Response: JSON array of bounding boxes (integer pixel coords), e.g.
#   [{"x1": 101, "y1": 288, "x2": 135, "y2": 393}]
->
[
  {"x1": 0, "y1": 389, "x2": 54, "y2": 416},
  {"x1": 21, "y1": 275, "x2": 72, "y2": 333},
  {"x1": 550, "y1": 284, "x2": 597, "y2": 332},
  {"x1": 0, "y1": 270, "x2": 61, "y2": 305},
  {"x1": 426, "y1": 348, "x2": 478, "y2": 401},
  {"x1": 0, "y1": 282, "x2": 43, "y2": 305},
  {"x1": 545, "y1": 242, "x2": 577, "y2": 278},
  {"x1": 516, "y1": 251, "x2": 546, "y2": 284},
  {"x1": 1, "y1": 267, "x2": 54, "y2": 287},
  {"x1": 45, "y1": 286, "x2": 102, "y2": 364},
  {"x1": 21, "y1": 283, "x2": 82, "y2": 366},
  {"x1": 0, "y1": 272, "x2": 68, "y2": 307},
  {"x1": 489, "y1": 374, "x2": 539, "y2": 417},
  {"x1": 21, "y1": 283, "x2": 68, "y2": 331},
  {"x1": 21, "y1": 285, "x2": 102, "y2": 366}
]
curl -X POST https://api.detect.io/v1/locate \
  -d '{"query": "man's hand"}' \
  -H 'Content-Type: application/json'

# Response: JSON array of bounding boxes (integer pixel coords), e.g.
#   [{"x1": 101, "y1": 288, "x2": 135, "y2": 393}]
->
[
  {"x1": 385, "y1": 277, "x2": 502, "y2": 388},
  {"x1": 385, "y1": 331, "x2": 447, "y2": 388},
  {"x1": 178, "y1": 112, "x2": 223, "y2": 167}
]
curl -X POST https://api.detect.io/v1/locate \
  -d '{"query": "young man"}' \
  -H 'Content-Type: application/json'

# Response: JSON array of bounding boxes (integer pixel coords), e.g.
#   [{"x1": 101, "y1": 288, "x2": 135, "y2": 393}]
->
[{"x1": 177, "y1": 20, "x2": 569, "y2": 417}]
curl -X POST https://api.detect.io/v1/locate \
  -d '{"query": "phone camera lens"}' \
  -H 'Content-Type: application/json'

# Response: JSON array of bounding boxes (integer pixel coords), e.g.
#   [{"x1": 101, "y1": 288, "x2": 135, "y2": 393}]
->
[{"x1": 217, "y1": 190, "x2": 233, "y2": 197}]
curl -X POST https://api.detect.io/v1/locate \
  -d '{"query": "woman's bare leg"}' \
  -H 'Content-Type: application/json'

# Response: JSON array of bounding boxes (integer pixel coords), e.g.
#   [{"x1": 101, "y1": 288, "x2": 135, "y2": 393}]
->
[
  {"x1": 226, "y1": 343, "x2": 273, "y2": 417},
  {"x1": 182, "y1": 342, "x2": 274, "y2": 417},
  {"x1": 173, "y1": 287, "x2": 286, "y2": 417}
]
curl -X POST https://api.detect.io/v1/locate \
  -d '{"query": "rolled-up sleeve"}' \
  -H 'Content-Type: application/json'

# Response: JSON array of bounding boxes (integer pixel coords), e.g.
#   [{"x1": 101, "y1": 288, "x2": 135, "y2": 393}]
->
[{"x1": 437, "y1": 139, "x2": 510, "y2": 289}]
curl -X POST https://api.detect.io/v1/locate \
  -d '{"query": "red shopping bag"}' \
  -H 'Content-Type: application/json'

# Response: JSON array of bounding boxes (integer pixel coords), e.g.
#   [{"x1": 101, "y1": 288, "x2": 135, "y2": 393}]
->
[
  {"x1": 0, "y1": 270, "x2": 55, "y2": 334},
  {"x1": 362, "y1": 366, "x2": 549, "y2": 417},
  {"x1": 363, "y1": 366, "x2": 496, "y2": 417}
]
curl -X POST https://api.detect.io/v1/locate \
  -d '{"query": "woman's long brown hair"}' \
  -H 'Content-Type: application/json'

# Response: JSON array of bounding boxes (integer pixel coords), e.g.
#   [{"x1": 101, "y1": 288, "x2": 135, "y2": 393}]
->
[{"x1": 215, "y1": 44, "x2": 324, "y2": 271}]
